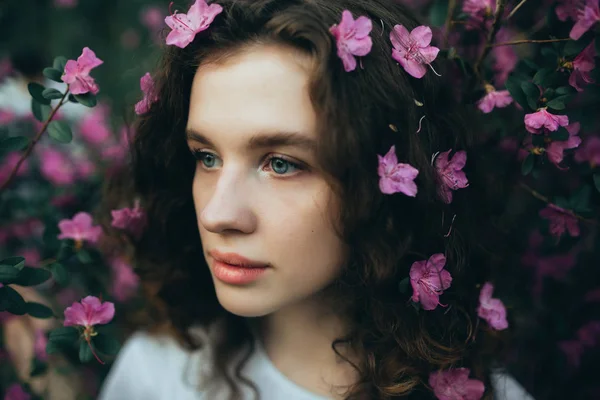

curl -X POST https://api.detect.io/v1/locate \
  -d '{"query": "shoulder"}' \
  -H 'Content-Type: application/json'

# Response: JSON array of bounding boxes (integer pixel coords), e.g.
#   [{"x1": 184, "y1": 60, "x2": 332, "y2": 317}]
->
[
  {"x1": 97, "y1": 329, "x2": 212, "y2": 400},
  {"x1": 491, "y1": 371, "x2": 534, "y2": 400}
]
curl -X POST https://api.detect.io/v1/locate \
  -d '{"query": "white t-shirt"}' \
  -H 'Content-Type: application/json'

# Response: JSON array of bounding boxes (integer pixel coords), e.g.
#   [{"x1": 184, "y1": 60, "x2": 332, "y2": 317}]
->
[{"x1": 98, "y1": 330, "x2": 534, "y2": 400}]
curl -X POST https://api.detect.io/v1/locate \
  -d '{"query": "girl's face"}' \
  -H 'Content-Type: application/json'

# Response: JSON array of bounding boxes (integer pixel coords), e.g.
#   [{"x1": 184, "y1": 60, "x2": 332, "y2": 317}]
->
[{"x1": 186, "y1": 44, "x2": 346, "y2": 317}]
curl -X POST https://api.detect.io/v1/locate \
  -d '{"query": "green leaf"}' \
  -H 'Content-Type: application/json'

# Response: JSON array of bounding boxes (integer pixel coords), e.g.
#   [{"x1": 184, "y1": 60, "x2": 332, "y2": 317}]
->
[
  {"x1": 45, "y1": 340, "x2": 64, "y2": 355},
  {"x1": 541, "y1": 46, "x2": 557, "y2": 59},
  {"x1": 53, "y1": 56, "x2": 68, "y2": 73},
  {"x1": 0, "y1": 265, "x2": 21, "y2": 282},
  {"x1": 0, "y1": 136, "x2": 29, "y2": 154},
  {"x1": 596, "y1": 39, "x2": 600, "y2": 55},
  {"x1": 79, "y1": 341, "x2": 94, "y2": 363},
  {"x1": 564, "y1": 35, "x2": 593, "y2": 58},
  {"x1": 76, "y1": 250, "x2": 92, "y2": 264},
  {"x1": 505, "y1": 76, "x2": 530, "y2": 110},
  {"x1": 570, "y1": 185, "x2": 591, "y2": 212},
  {"x1": 521, "y1": 153, "x2": 535, "y2": 176},
  {"x1": 554, "y1": 196, "x2": 570, "y2": 210},
  {"x1": 28, "y1": 83, "x2": 50, "y2": 105},
  {"x1": 26, "y1": 302, "x2": 55, "y2": 319},
  {"x1": 533, "y1": 68, "x2": 560, "y2": 88},
  {"x1": 11, "y1": 267, "x2": 52, "y2": 287},
  {"x1": 550, "y1": 128, "x2": 569, "y2": 141},
  {"x1": 47, "y1": 121, "x2": 73, "y2": 144},
  {"x1": 556, "y1": 86, "x2": 576, "y2": 95},
  {"x1": 50, "y1": 262, "x2": 70, "y2": 286},
  {"x1": 30, "y1": 358, "x2": 49, "y2": 377},
  {"x1": 72, "y1": 93, "x2": 97, "y2": 108},
  {"x1": 1, "y1": 256, "x2": 26, "y2": 271},
  {"x1": 42, "y1": 67, "x2": 63, "y2": 83},
  {"x1": 42, "y1": 88, "x2": 64, "y2": 100},
  {"x1": 428, "y1": 0, "x2": 448, "y2": 27},
  {"x1": 0, "y1": 285, "x2": 27, "y2": 315},
  {"x1": 31, "y1": 99, "x2": 52, "y2": 122},
  {"x1": 546, "y1": 97, "x2": 566, "y2": 110},
  {"x1": 398, "y1": 277, "x2": 410, "y2": 294},
  {"x1": 49, "y1": 327, "x2": 79, "y2": 345},
  {"x1": 521, "y1": 81, "x2": 540, "y2": 110},
  {"x1": 93, "y1": 333, "x2": 121, "y2": 356}
]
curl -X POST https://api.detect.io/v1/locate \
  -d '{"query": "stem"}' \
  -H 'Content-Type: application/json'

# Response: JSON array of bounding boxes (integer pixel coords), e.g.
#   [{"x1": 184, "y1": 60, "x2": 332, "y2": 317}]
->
[
  {"x1": 474, "y1": 0, "x2": 507, "y2": 79},
  {"x1": 487, "y1": 38, "x2": 571, "y2": 47},
  {"x1": 518, "y1": 182, "x2": 600, "y2": 226},
  {"x1": 442, "y1": 0, "x2": 458, "y2": 48},
  {"x1": 0, "y1": 90, "x2": 70, "y2": 193},
  {"x1": 507, "y1": 0, "x2": 527, "y2": 20},
  {"x1": 86, "y1": 338, "x2": 105, "y2": 365}
]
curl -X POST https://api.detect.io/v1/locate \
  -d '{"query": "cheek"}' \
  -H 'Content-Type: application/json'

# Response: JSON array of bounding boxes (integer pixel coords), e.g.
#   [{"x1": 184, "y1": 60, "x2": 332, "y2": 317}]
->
[{"x1": 269, "y1": 191, "x2": 345, "y2": 283}]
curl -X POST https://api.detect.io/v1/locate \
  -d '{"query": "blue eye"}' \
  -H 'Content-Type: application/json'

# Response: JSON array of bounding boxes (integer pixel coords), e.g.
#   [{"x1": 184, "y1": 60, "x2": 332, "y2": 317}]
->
[
  {"x1": 269, "y1": 157, "x2": 295, "y2": 174},
  {"x1": 192, "y1": 150, "x2": 219, "y2": 168}
]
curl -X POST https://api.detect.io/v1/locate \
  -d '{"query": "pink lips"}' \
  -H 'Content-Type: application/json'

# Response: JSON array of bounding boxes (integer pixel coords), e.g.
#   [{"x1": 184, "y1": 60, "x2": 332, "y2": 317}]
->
[{"x1": 209, "y1": 250, "x2": 270, "y2": 285}]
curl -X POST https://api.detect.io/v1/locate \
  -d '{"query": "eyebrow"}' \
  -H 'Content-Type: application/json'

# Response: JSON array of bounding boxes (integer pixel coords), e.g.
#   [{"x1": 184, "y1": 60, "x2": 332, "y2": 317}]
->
[{"x1": 185, "y1": 128, "x2": 317, "y2": 152}]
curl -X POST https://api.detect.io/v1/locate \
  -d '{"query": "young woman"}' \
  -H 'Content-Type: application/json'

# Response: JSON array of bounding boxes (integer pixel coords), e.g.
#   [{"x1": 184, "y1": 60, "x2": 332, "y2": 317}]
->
[{"x1": 98, "y1": 0, "x2": 533, "y2": 398}]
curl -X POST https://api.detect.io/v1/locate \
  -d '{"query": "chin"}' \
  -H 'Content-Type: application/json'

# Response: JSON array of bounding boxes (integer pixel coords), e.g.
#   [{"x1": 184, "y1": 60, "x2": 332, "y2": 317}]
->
[{"x1": 213, "y1": 283, "x2": 279, "y2": 317}]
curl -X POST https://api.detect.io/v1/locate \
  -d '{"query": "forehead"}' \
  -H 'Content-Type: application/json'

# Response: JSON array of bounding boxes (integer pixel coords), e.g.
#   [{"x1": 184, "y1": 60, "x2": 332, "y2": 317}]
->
[{"x1": 187, "y1": 44, "x2": 317, "y2": 142}]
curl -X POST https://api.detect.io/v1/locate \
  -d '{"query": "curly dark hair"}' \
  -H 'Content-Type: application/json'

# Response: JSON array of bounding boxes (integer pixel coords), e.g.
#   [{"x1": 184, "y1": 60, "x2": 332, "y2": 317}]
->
[{"x1": 101, "y1": 0, "x2": 520, "y2": 398}]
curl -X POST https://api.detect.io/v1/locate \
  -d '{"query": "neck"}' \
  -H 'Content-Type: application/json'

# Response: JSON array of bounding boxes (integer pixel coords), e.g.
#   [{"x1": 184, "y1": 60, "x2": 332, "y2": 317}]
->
[{"x1": 254, "y1": 292, "x2": 359, "y2": 399}]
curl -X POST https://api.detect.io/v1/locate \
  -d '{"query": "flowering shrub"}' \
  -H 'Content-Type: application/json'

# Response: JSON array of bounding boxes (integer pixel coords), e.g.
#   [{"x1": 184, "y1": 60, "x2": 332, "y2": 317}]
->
[{"x1": 0, "y1": 0, "x2": 599, "y2": 399}]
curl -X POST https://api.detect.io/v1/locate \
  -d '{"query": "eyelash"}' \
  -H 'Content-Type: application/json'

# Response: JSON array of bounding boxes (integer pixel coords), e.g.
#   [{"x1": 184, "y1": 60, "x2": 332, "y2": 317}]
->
[{"x1": 190, "y1": 149, "x2": 305, "y2": 176}]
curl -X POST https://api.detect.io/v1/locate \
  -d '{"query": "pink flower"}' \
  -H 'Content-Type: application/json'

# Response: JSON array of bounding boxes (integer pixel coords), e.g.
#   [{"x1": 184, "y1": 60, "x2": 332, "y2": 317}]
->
[
  {"x1": 377, "y1": 145, "x2": 419, "y2": 196},
  {"x1": 390, "y1": 25, "x2": 440, "y2": 79},
  {"x1": 121, "y1": 29, "x2": 141, "y2": 50},
  {"x1": 462, "y1": 0, "x2": 496, "y2": 25},
  {"x1": 539, "y1": 204, "x2": 580, "y2": 239},
  {"x1": 556, "y1": 0, "x2": 583, "y2": 21},
  {"x1": 34, "y1": 329, "x2": 48, "y2": 361},
  {"x1": 101, "y1": 126, "x2": 130, "y2": 164},
  {"x1": 164, "y1": 0, "x2": 223, "y2": 49},
  {"x1": 329, "y1": 10, "x2": 373, "y2": 72},
  {"x1": 524, "y1": 108, "x2": 569, "y2": 134},
  {"x1": 140, "y1": 6, "x2": 165, "y2": 31},
  {"x1": 546, "y1": 122, "x2": 582, "y2": 166},
  {"x1": 74, "y1": 157, "x2": 97, "y2": 180},
  {"x1": 576, "y1": 321, "x2": 600, "y2": 347},
  {"x1": 54, "y1": 0, "x2": 77, "y2": 8},
  {"x1": 0, "y1": 152, "x2": 29, "y2": 184},
  {"x1": 434, "y1": 149, "x2": 469, "y2": 204},
  {"x1": 135, "y1": 73, "x2": 159, "y2": 115},
  {"x1": 57, "y1": 212, "x2": 103, "y2": 244},
  {"x1": 585, "y1": 288, "x2": 600, "y2": 302},
  {"x1": 477, "y1": 87, "x2": 513, "y2": 113},
  {"x1": 574, "y1": 135, "x2": 600, "y2": 166},
  {"x1": 77, "y1": 104, "x2": 112, "y2": 145},
  {"x1": 39, "y1": 148, "x2": 76, "y2": 186},
  {"x1": 61, "y1": 47, "x2": 103, "y2": 95},
  {"x1": 0, "y1": 109, "x2": 15, "y2": 124},
  {"x1": 429, "y1": 368, "x2": 485, "y2": 400},
  {"x1": 111, "y1": 200, "x2": 147, "y2": 240},
  {"x1": 477, "y1": 282, "x2": 508, "y2": 330},
  {"x1": 20, "y1": 248, "x2": 41, "y2": 267},
  {"x1": 0, "y1": 57, "x2": 13, "y2": 81},
  {"x1": 110, "y1": 258, "x2": 140, "y2": 302},
  {"x1": 63, "y1": 296, "x2": 115, "y2": 328},
  {"x1": 492, "y1": 29, "x2": 518, "y2": 85},
  {"x1": 570, "y1": 0, "x2": 600, "y2": 40},
  {"x1": 558, "y1": 339, "x2": 584, "y2": 367},
  {"x1": 409, "y1": 253, "x2": 452, "y2": 311},
  {"x1": 3, "y1": 384, "x2": 31, "y2": 400},
  {"x1": 569, "y1": 41, "x2": 596, "y2": 92}
]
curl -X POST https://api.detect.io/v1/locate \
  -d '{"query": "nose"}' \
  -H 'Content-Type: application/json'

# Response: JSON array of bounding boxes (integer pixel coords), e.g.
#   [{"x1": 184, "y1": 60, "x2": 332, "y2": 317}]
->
[{"x1": 199, "y1": 168, "x2": 257, "y2": 235}]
